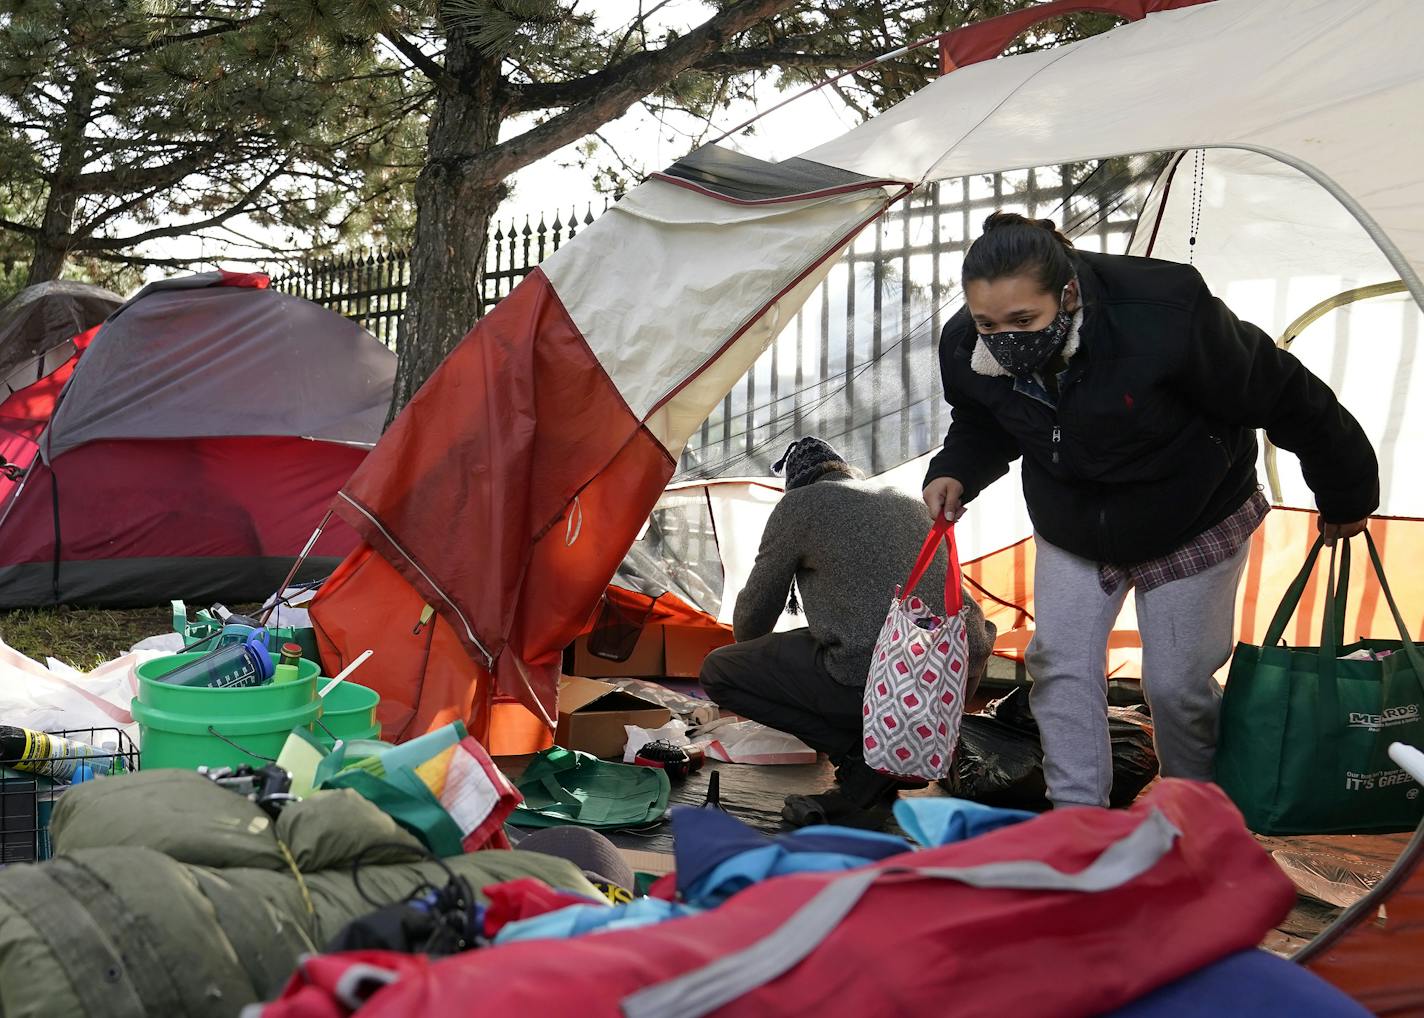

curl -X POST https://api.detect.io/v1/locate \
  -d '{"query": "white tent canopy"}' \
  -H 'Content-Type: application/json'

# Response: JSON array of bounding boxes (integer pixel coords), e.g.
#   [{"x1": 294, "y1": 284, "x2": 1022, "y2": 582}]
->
[{"x1": 798, "y1": 0, "x2": 1422, "y2": 304}]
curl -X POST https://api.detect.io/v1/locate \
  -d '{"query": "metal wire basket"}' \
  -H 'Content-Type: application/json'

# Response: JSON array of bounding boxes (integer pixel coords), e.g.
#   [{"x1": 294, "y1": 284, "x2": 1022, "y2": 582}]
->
[{"x1": 0, "y1": 727, "x2": 139, "y2": 865}]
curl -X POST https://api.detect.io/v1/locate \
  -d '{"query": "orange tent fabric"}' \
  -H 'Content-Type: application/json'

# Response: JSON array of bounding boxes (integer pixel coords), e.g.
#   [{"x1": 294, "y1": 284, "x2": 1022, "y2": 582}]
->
[
  {"x1": 327, "y1": 272, "x2": 677, "y2": 733},
  {"x1": 311, "y1": 544, "x2": 728, "y2": 751},
  {"x1": 965, "y1": 507, "x2": 1424, "y2": 679},
  {"x1": 313, "y1": 544, "x2": 493, "y2": 743}
]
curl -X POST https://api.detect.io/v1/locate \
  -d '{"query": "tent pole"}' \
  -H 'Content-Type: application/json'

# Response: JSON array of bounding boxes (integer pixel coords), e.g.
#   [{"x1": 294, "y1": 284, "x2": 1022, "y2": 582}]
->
[
  {"x1": 261, "y1": 510, "x2": 332, "y2": 626},
  {"x1": 1263, "y1": 280, "x2": 1406, "y2": 502}
]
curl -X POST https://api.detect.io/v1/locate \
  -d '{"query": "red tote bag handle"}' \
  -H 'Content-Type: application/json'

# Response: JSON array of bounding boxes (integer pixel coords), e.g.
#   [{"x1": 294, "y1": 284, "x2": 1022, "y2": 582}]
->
[{"x1": 902, "y1": 518, "x2": 964, "y2": 616}]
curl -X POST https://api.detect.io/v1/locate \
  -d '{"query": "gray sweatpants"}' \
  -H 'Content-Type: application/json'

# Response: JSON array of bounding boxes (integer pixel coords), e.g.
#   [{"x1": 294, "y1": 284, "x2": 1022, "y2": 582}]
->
[{"x1": 1026, "y1": 534, "x2": 1250, "y2": 807}]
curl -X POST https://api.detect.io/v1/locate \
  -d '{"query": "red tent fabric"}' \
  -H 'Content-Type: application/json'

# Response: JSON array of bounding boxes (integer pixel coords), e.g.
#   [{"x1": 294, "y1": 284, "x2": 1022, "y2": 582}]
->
[
  {"x1": 313, "y1": 158, "x2": 898, "y2": 739},
  {"x1": 0, "y1": 272, "x2": 395, "y2": 608},
  {"x1": 255, "y1": 781, "x2": 1294, "y2": 1018},
  {"x1": 326, "y1": 272, "x2": 678, "y2": 730},
  {"x1": 937, "y1": 0, "x2": 1216, "y2": 74}
]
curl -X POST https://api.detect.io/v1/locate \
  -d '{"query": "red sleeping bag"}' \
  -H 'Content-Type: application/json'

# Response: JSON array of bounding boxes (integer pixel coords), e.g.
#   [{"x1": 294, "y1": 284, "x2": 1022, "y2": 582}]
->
[{"x1": 257, "y1": 781, "x2": 1295, "y2": 1018}]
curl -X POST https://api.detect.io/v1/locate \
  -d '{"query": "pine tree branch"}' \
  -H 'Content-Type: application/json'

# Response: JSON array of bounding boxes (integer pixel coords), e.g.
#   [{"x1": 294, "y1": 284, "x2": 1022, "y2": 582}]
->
[
  {"x1": 85, "y1": 250, "x2": 207, "y2": 268},
  {"x1": 382, "y1": 31, "x2": 458, "y2": 94},
  {"x1": 118, "y1": 17, "x2": 257, "y2": 58},
  {"x1": 74, "y1": 141, "x2": 232, "y2": 195},
  {"x1": 512, "y1": 47, "x2": 877, "y2": 111},
  {"x1": 0, "y1": 216, "x2": 40, "y2": 238},
  {"x1": 608, "y1": 0, "x2": 678, "y2": 64},
  {"x1": 69, "y1": 160, "x2": 290, "y2": 251},
  {"x1": 693, "y1": 48, "x2": 882, "y2": 74},
  {"x1": 76, "y1": 179, "x2": 181, "y2": 235},
  {"x1": 475, "y1": 0, "x2": 802, "y2": 181}
]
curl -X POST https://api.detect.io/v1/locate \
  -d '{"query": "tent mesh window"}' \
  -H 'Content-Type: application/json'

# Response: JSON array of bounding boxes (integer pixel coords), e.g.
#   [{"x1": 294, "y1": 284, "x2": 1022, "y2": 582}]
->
[{"x1": 615, "y1": 489, "x2": 725, "y2": 616}]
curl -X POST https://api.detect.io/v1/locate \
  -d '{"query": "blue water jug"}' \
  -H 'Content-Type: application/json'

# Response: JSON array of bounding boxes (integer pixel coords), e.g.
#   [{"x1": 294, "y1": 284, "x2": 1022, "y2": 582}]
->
[{"x1": 153, "y1": 630, "x2": 276, "y2": 689}]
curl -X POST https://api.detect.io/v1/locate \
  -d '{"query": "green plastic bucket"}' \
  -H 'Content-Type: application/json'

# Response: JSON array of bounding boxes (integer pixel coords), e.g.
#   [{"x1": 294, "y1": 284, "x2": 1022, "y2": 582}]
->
[
  {"x1": 317, "y1": 681, "x2": 381, "y2": 747},
  {"x1": 133, "y1": 653, "x2": 322, "y2": 771}
]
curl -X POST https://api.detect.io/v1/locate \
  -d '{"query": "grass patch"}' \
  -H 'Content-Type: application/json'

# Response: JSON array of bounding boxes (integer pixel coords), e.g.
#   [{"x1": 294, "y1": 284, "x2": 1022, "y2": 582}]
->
[{"x1": 0, "y1": 604, "x2": 263, "y2": 670}]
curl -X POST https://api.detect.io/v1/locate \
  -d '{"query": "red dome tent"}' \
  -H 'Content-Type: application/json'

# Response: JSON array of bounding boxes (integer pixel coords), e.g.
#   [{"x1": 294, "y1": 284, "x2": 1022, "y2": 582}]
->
[{"x1": 0, "y1": 271, "x2": 395, "y2": 608}]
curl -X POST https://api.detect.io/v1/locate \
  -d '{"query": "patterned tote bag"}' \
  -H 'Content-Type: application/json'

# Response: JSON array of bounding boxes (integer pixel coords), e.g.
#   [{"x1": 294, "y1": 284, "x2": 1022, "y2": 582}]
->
[{"x1": 863, "y1": 519, "x2": 969, "y2": 781}]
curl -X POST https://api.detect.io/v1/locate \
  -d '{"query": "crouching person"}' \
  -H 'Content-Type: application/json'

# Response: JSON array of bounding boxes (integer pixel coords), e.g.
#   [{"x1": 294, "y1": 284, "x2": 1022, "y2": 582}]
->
[{"x1": 700, "y1": 437, "x2": 995, "y2": 830}]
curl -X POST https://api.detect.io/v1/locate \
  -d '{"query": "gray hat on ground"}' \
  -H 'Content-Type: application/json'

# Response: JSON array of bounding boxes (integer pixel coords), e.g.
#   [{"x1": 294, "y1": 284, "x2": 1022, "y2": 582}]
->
[{"x1": 516, "y1": 826, "x2": 636, "y2": 899}]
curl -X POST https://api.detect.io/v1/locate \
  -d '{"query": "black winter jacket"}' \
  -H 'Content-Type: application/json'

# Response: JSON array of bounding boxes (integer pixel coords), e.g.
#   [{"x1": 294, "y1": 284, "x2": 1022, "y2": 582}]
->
[{"x1": 924, "y1": 250, "x2": 1379, "y2": 565}]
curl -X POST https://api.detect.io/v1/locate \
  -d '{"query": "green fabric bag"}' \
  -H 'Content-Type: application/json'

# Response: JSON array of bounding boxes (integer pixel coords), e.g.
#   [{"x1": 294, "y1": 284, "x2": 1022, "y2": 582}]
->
[
  {"x1": 511, "y1": 748, "x2": 670, "y2": 830},
  {"x1": 315, "y1": 740, "x2": 467, "y2": 857},
  {"x1": 1216, "y1": 533, "x2": 1424, "y2": 835}
]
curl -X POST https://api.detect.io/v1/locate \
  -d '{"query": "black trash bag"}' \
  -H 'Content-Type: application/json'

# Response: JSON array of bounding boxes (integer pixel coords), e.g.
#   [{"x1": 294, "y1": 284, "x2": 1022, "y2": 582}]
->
[{"x1": 940, "y1": 686, "x2": 1158, "y2": 810}]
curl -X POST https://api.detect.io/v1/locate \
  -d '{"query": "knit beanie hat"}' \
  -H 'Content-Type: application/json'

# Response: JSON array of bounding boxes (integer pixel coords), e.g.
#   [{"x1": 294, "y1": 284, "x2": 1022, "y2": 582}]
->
[
  {"x1": 772, "y1": 437, "x2": 850, "y2": 491},
  {"x1": 516, "y1": 826, "x2": 636, "y2": 903}
]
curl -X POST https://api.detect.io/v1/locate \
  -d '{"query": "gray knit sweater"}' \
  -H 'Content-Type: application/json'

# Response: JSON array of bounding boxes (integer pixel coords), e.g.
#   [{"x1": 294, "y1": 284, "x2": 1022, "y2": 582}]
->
[{"x1": 733, "y1": 473, "x2": 996, "y2": 686}]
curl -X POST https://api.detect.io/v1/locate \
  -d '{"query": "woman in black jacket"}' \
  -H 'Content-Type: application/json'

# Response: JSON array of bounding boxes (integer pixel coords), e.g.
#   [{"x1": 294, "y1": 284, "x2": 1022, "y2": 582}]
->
[{"x1": 923, "y1": 212, "x2": 1378, "y2": 808}]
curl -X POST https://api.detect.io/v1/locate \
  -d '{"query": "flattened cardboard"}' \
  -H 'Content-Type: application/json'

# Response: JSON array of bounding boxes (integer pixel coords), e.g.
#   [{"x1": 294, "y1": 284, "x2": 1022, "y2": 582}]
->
[{"x1": 555, "y1": 675, "x2": 672, "y2": 759}]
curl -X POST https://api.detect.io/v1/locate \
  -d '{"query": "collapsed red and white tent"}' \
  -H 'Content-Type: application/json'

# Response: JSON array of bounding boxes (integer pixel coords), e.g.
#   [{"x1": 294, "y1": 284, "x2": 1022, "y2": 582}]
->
[{"x1": 312, "y1": 0, "x2": 1424, "y2": 743}]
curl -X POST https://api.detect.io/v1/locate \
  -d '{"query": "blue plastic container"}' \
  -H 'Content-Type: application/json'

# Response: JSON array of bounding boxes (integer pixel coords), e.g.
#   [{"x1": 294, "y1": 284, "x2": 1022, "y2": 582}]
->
[{"x1": 151, "y1": 629, "x2": 275, "y2": 689}]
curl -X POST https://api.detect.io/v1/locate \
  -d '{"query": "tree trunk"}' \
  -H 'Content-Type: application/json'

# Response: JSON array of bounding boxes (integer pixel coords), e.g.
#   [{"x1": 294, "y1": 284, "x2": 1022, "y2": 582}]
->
[
  {"x1": 386, "y1": 29, "x2": 508, "y2": 427},
  {"x1": 25, "y1": 69, "x2": 97, "y2": 286},
  {"x1": 25, "y1": 235, "x2": 70, "y2": 285}
]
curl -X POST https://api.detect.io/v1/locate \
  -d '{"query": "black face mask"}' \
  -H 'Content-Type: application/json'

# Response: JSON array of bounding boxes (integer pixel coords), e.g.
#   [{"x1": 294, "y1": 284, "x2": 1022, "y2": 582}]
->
[{"x1": 981, "y1": 287, "x2": 1075, "y2": 379}]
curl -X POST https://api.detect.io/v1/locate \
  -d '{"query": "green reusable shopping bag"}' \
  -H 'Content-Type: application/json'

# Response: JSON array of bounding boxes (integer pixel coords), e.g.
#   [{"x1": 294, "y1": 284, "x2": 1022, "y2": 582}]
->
[
  {"x1": 511, "y1": 748, "x2": 670, "y2": 830},
  {"x1": 314, "y1": 738, "x2": 466, "y2": 857},
  {"x1": 1216, "y1": 533, "x2": 1424, "y2": 835}
]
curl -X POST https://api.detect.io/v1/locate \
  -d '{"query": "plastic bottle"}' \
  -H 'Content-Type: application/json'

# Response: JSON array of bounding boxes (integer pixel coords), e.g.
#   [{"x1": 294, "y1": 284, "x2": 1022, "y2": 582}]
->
[
  {"x1": 272, "y1": 642, "x2": 303, "y2": 685},
  {"x1": 0, "y1": 727, "x2": 117, "y2": 781},
  {"x1": 153, "y1": 630, "x2": 275, "y2": 689},
  {"x1": 96, "y1": 736, "x2": 128, "y2": 774}
]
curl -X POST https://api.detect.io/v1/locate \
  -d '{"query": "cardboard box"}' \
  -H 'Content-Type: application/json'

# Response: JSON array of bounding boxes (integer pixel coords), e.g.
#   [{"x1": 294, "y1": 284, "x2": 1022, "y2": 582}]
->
[
  {"x1": 569, "y1": 624, "x2": 666, "y2": 678},
  {"x1": 555, "y1": 675, "x2": 672, "y2": 759},
  {"x1": 662, "y1": 624, "x2": 735, "y2": 678}
]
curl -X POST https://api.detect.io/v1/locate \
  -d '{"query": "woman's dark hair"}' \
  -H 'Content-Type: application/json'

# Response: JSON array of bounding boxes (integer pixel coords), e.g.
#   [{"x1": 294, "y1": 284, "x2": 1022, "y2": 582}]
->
[{"x1": 962, "y1": 211, "x2": 1076, "y2": 295}]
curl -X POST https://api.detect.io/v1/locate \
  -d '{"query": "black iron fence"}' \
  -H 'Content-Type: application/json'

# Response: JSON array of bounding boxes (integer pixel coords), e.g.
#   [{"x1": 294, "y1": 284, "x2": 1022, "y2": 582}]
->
[
  {"x1": 268, "y1": 201, "x2": 608, "y2": 349},
  {"x1": 274, "y1": 159, "x2": 1156, "y2": 480}
]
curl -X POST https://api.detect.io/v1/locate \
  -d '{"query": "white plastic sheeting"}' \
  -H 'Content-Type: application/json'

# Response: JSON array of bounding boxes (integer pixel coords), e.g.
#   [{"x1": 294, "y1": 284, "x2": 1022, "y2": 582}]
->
[{"x1": 0, "y1": 638, "x2": 160, "y2": 737}]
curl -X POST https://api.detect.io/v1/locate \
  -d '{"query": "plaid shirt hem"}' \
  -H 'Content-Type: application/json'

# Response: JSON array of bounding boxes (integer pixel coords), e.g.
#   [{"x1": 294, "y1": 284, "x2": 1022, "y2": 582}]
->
[{"x1": 1099, "y1": 490, "x2": 1270, "y2": 595}]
